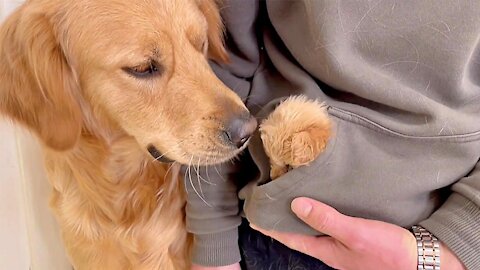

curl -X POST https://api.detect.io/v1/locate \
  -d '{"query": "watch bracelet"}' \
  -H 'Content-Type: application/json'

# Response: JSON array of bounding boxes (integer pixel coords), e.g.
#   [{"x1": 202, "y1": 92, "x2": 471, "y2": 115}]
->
[{"x1": 411, "y1": 225, "x2": 441, "y2": 270}]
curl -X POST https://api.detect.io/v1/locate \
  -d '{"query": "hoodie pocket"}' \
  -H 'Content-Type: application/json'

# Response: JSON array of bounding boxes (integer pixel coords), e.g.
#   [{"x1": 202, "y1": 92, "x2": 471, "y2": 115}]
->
[{"x1": 252, "y1": 118, "x2": 339, "y2": 199}]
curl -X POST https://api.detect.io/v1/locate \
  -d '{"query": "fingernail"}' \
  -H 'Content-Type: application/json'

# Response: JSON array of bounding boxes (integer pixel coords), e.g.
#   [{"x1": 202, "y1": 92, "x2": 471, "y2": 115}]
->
[{"x1": 292, "y1": 198, "x2": 312, "y2": 218}]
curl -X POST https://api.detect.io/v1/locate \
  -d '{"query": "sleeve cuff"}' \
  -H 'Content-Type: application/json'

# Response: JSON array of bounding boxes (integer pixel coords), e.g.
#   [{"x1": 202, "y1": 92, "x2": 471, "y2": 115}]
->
[
  {"x1": 419, "y1": 193, "x2": 480, "y2": 270},
  {"x1": 192, "y1": 228, "x2": 241, "y2": 267}
]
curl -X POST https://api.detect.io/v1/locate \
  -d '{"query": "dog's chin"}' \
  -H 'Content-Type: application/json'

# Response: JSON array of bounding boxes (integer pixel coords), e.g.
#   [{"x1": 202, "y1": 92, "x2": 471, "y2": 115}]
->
[
  {"x1": 147, "y1": 145, "x2": 175, "y2": 163},
  {"x1": 147, "y1": 140, "x2": 250, "y2": 166},
  {"x1": 195, "y1": 139, "x2": 251, "y2": 165}
]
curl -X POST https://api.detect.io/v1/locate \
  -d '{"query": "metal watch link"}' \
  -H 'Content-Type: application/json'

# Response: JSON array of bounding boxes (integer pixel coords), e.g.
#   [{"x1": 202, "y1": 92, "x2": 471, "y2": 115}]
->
[{"x1": 411, "y1": 225, "x2": 441, "y2": 270}]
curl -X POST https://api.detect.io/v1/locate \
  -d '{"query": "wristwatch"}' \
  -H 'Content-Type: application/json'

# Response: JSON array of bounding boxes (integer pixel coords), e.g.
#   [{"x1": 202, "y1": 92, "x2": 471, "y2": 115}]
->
[{"x1": 411, "y1": 225, "x2": 441, "y2": 270}]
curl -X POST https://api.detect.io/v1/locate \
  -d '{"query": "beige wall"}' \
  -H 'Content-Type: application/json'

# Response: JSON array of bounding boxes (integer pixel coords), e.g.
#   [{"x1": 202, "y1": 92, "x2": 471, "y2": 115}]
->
[{"x1": 1, "y1": 1, "x2": 71, "y2": 269}]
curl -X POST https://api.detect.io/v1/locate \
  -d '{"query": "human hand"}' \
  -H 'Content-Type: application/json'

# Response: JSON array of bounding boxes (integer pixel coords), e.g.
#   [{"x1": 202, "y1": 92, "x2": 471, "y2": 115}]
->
[
  {"x1": 191, "y1": 263, "x2": 241, "y2": 270},
  {"x1": 251, "y1": 197, "x2": 465, "y2": 270}
]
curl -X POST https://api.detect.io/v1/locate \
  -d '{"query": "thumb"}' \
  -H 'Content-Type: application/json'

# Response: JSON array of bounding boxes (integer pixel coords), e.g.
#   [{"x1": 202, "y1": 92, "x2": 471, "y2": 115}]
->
[{"x1": 291, "y1": 197, "x2": 356, "y2": 244}]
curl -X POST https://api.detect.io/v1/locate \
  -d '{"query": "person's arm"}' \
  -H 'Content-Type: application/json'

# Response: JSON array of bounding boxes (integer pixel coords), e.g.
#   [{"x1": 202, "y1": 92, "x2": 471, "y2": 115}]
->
[
  {"x1": 185, "y1": 162, "x2": 244, "y2": 267},
  {"x1": 185, "y1": 144, "x2": 259, "y2": 268}
]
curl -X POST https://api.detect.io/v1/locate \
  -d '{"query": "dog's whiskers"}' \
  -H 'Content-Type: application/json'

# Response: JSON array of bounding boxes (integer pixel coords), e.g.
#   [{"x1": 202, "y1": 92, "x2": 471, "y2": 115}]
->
[
  {"x1": 164, "y1": 162, "x2": 175, "y2": 179},
  {"x1": 204, "y1": 157, "x2": 210, "y2": 180},
  {"x1": 194, "y1": 157, "x2": 206, "y2": 200},
  {"x1": 204, "y1": 157, "x2": 216, "y2": 185},
  {"x1": 156, "y1": 161, "x2": 178, "y2": 200},
  {"x1": 194, "y1": 157, "x2": 216, "y2": 186},
  {"x1": 187, "y1": 155, "x2": 212, "y2": 207},
  {"x1": 213, "y1": 161, "x2": 227, "y2": 182}
]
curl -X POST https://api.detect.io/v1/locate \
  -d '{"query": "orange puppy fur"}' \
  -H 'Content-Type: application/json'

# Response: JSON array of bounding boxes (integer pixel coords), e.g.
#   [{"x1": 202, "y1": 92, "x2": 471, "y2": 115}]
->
[{"x1": 260, "y1": 96, "x2": 332, "y2": 180}]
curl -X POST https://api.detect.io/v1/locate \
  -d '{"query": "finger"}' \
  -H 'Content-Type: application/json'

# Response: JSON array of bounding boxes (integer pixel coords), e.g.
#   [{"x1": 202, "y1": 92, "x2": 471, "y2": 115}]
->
[
  {"x1": 251, "y1": 224, "x2": 341, "y2": 267},
  {"x1": 251, "y1": 224, "x2": 319, "y2": 253},
  {"x1": 291, "y1": 197, "x2": 358, "y2": 244}
]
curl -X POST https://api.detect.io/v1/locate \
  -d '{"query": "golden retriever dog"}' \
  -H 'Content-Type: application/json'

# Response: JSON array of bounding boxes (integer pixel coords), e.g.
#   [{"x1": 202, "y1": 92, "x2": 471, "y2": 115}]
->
[
  {"x1": 0, "y1": 0, "x2": 257, "y2": 269},
  {"x1": 260, "y1": 96, "x2": 332, "y2": 180}
]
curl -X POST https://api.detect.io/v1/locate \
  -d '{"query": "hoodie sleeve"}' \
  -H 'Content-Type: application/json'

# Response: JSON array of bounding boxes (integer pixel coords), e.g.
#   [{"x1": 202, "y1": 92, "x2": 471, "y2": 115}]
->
[
  {"x1": 420, "y1": 162, "x2": 480, "y2": 270},
  {"x1": 185, "y1": 162, "x2": 244, "y2": 266}
]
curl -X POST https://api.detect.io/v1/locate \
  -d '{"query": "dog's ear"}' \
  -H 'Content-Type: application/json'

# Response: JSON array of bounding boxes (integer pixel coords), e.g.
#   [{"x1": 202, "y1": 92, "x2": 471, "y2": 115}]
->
[
  {"x1": 197, "y1": 0, "x2": 229, "y2": 63},
  {"x1": 290, "y1": 125, "x2": 331, "y2": 167},
  {"x1": 0, "y1": 8, "x2": 82, "y2": 151}
]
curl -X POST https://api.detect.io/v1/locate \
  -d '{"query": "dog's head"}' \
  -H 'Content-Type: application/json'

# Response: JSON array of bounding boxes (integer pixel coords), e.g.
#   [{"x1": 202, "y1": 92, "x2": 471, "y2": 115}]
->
[{"x1": 0, "y1": 0, "x2": 256, "y2": 165}]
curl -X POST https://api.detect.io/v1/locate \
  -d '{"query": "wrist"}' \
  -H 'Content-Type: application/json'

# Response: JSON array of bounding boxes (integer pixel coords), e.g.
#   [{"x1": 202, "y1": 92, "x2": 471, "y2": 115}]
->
[
  {"x1": 192, "y1": 229, "x2": 240, "y2": 267},
  {"x1": 441, "y1": 243, "x2": 467, "y2": 270}
]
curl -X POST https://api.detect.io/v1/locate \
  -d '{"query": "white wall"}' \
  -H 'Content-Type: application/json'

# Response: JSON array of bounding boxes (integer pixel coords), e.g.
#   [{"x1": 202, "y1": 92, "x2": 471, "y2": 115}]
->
[
  {"x1": 1, "y1": 1, "x2": 71, "y2": 269},
  {"x1": 0, "y1": 5, "x2": 31, "y2": 270},
  {"x1": 0, "y1": 122, "x2": 30, "y2": 270},
  {"x1": 15, "y1": 129, "x2": 72, "y2": 270}
]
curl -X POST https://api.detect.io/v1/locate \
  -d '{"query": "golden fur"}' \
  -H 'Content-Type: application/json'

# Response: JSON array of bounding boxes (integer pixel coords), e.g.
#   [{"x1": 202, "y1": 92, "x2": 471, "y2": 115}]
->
[
  {"x1": 0, "y1": 0, "x2": 249, "y2": 269},
  {"x1": 260, "y1": 96, "x2": 332, "y2": 179}
]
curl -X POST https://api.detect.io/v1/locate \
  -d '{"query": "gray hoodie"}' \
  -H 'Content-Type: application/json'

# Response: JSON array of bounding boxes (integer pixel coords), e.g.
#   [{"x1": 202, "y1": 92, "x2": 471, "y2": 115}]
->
[{"x1": 186, "y1": 1, "x2": 480, "y2": 269}]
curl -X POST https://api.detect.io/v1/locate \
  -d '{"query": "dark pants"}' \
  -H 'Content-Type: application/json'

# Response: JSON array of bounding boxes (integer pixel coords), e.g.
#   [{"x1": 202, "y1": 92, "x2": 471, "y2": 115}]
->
[{"x1": 239, "y1": 219, "x2": 335, "y2": 270}]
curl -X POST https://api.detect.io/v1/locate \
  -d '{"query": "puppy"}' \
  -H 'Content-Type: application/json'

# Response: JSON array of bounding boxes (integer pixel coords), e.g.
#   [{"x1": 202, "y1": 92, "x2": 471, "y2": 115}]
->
[
  {"x1": 0, "y1": 0, "x2": 256, "y2": 269},
  {"x1": 260, "y1": 96, "x2": 332, "y2": 180}
]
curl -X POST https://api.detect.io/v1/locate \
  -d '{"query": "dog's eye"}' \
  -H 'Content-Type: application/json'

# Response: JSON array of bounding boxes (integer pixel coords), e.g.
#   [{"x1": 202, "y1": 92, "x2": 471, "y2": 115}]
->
[{"x1": 124, "y1": 61, "x2": 162, "y2": 78}]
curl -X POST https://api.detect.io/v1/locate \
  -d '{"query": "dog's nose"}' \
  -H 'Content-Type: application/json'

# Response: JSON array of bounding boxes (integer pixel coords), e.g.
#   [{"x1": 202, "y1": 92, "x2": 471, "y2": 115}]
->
[{"x1": 224, "y1": 114, "x2": 258, "y2": 148}]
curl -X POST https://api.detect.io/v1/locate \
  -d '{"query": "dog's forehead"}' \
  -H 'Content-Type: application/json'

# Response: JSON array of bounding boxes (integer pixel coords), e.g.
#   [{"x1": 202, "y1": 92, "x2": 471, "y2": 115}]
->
[
  {"x1": 64, "y1": 0, "x2": 206, "y2": 63},
  {"x1": 76, "y1": 0, "x2": 204, "y2": 31}
]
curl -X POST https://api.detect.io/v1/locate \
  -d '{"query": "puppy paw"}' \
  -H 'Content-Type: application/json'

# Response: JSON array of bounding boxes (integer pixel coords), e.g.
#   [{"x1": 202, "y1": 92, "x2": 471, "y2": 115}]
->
[{"x1": 260, "y1": 95, "x2": 331, "y2": 180}]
